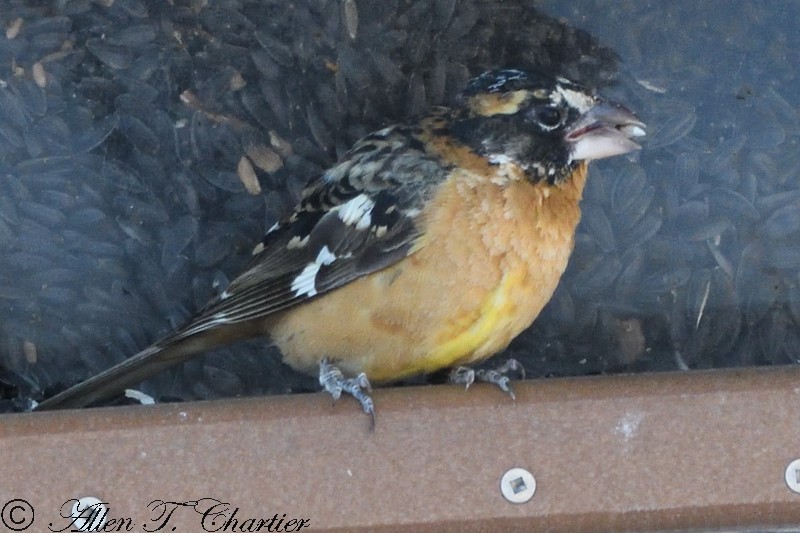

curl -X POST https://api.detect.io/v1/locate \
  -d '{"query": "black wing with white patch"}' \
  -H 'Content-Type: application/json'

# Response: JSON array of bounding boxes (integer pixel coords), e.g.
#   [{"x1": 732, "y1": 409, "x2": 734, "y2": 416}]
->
[{"x1": 170, "y1": 125, "x2": 450, "y2": 340}]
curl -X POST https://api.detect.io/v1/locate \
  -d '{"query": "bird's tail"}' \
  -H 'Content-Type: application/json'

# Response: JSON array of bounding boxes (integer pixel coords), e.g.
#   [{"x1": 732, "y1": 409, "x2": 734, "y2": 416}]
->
[{"x1": 35, "y1": 326, "x2": 248, "y2": 411}]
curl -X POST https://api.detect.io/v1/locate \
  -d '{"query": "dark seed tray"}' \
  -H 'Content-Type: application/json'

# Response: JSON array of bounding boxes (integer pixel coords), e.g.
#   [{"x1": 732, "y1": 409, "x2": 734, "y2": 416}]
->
[{"x1": 0, "y1": 0, "x2": 796, "y2": 409}]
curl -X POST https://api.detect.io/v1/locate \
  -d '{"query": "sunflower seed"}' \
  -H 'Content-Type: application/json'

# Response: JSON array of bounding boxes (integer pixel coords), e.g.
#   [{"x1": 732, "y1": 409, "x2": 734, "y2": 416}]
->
[{"x1": 343, "y1": 0, "x2": 359, "y2": 40}]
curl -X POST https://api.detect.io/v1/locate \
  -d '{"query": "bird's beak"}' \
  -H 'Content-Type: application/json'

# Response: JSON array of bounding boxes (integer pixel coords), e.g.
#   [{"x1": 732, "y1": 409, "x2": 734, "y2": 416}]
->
[{"x1": 566, "y1": 100, "x2": 646, "y2": 161}]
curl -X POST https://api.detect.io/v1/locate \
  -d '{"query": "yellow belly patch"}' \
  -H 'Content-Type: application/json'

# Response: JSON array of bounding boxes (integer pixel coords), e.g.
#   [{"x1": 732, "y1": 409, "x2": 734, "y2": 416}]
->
[{"x1": 413, "y1": 268, "x2": 526, "y2": 375}]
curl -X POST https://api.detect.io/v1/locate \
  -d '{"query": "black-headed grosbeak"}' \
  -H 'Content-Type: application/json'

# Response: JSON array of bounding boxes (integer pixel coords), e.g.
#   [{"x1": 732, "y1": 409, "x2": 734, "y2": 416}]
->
[{"x1": 36, "y1": 69, "x2": 645, "y2": 422}]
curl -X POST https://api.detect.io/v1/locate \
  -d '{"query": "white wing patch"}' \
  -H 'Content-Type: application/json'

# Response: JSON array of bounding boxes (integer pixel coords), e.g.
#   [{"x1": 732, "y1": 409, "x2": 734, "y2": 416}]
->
[
  {"x1": 337, "y1": 193, "x2": 375, "y2": 231},
  {"x1": 374, "y1": 126, "x2": 395, "y2": 137},
  {"x1": 290, "y1": 245, "x2": 337, "y2": 297},
  {"x1": 487, "y1": 153, "x2": 513, "y2": 165},
  {"x1": 287, "y1": 234, "x2": 311, "y2": 249}
]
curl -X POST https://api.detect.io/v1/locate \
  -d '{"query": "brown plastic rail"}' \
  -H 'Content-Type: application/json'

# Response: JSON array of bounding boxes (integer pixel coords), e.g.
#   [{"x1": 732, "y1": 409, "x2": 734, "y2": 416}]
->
[{"x1": 3, "y1": 366, "x2": 800, "y2": 532}]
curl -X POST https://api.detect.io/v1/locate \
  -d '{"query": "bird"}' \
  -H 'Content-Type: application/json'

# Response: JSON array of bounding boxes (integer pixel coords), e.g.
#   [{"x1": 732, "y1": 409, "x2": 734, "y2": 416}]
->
[{"x1": 36, "y1": 69, "x2": 645, "y2": 422}]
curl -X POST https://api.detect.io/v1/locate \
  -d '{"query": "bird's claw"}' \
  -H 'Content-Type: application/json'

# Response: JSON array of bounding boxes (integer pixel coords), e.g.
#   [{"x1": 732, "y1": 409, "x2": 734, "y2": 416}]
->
[
  {"x1": 453, "y1": 358, "x2": 526, "y2": 399},
  {"x1": 475, "y1": 370, "x2": 514, "y2": 399},
  {"x1": 448, "y1": 366, "x2": 475, "y2": 390},
  {"x1": 319, "y1": 358, "x2": 376, "y2": 430}
]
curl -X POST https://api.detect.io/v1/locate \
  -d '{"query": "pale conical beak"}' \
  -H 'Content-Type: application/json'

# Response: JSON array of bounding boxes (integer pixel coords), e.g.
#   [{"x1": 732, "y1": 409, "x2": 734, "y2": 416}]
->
[{"x1": 566, "y1": 100, "x2": 646, "y2": 161}]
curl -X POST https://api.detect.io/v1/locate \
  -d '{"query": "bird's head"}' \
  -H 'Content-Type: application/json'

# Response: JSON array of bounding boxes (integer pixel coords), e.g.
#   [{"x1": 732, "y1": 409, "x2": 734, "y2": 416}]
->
[{"x1": 451, "y1": 69, "x2": 646, "y2": 184}]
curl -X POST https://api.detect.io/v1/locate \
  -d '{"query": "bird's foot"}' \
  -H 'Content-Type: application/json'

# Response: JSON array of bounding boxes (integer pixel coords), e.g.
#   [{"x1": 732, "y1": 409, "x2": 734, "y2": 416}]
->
[
  {"x1": 449, "y1": 358, "x2": 526, "y2": 400},
  {"x1": 319, "y1": 358, "x2": 376, "y2": 429}
]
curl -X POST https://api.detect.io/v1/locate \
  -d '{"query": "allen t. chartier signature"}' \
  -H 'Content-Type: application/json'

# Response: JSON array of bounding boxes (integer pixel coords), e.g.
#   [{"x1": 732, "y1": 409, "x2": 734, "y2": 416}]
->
[{"x1": 47, "y1": 497, "x2": 311, "y2": 532}]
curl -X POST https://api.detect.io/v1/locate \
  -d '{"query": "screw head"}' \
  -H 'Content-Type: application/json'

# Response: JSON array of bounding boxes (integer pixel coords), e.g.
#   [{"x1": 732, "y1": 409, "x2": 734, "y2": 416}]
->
[
  {"x1": 500, "y1": 467, "x2": 536, "y2": 503},
  {"x1": 785, "y1": 459, "x2": 800, "y2": 494}
]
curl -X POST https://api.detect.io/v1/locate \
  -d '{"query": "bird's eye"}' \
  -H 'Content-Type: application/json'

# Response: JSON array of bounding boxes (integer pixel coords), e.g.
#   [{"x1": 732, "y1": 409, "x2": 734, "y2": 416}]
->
[{"x1": 533, "y1": 106, "x2": 565, "y2": 129}]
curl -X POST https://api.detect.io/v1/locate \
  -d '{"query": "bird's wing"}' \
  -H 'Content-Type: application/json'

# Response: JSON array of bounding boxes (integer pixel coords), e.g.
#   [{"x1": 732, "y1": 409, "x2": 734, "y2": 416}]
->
[{"x1": 168, "y1": 123, "x2": 450, "y2": 343}]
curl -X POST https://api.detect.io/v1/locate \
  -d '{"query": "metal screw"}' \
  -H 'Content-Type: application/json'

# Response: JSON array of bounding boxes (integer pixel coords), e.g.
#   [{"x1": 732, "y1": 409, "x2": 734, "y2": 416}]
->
[
  {"x1": 500, "y1": 467, "x2": 536, "y2": 503},
  {"x1": 785, "y1": 459, "x2": 800, "y2": 494}
]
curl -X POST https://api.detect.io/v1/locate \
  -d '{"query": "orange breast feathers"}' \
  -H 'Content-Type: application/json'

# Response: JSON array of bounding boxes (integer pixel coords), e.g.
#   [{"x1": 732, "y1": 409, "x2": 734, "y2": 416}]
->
[{"x1": 267, "y1": 158, "x2": 588, "y2": 383}]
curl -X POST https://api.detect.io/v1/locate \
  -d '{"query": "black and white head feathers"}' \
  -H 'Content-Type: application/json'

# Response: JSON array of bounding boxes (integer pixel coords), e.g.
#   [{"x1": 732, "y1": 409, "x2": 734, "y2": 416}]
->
[{"x1": 452, "y1": 69, "x2": 645, "y2": 184}]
